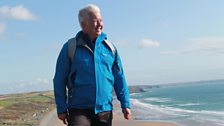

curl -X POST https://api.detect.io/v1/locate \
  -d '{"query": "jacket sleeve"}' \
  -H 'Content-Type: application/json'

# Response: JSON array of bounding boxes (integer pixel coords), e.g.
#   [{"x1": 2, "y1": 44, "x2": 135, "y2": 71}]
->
[
  {"x1": 112, "y1": 48, "x2": 131, "y2": 109},
  {"x1": 53, "y1": 43, "x2": 70, "y2": 114}
]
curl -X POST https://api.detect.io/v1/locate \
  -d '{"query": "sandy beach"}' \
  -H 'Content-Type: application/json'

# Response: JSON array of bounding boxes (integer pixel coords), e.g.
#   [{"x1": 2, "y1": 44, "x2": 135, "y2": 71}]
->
[{"x1": 113, "y1": 113, "x2": 178, "y2": 126}]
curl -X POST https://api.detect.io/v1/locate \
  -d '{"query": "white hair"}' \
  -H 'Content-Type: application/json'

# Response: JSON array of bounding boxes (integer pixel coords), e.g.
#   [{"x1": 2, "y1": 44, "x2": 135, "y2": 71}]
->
[{"x1": 78, "y1": 4, "x2": 101, "y2": 24}]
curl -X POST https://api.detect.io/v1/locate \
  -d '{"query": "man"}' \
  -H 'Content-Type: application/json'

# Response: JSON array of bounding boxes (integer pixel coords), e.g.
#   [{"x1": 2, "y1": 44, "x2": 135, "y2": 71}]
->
[{"x1": 53, "y1": 4, "x2": 131, "y2": 126}]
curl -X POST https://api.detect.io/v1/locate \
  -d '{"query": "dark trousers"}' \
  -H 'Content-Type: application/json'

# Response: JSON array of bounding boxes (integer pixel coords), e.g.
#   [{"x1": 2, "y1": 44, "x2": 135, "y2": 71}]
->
[{"x1": 68, "y1": 109, "x2": 113, "y2": 126}]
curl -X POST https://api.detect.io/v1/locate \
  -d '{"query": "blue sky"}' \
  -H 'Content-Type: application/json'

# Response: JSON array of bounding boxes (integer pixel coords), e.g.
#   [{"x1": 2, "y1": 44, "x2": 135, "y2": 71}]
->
[{"x1": 1, "y1": 0, "x2": 224, "y2": 94}]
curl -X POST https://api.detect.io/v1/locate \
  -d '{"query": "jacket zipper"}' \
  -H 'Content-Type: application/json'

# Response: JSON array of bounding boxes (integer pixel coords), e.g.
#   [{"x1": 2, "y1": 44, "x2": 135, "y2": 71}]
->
[{"x1": 83, "y1": 44, "x2": 94, "y2": 54}]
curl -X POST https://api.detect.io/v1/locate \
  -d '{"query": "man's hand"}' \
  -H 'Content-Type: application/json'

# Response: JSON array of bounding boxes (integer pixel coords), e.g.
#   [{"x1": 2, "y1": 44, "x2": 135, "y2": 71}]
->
[
  {"x1": 58, "y1": 113, "x2": 68, "y2": 125},
  {"x1": 122, "y1": 108, "x2": 132, "y2": 120}
]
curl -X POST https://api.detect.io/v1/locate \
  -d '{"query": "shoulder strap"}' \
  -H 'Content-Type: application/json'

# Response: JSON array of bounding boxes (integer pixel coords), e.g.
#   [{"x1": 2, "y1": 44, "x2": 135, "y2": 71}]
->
[
  {"x1": 104, "y1": 40, "x2": 120, "y2": 72},
  {"x1": 68, "y1": 37, "x2": 116, "y2": 62},
  {"x1": 68, "y1": 37, "x2": 77, "y2": 63},
  {"x1": 104, "y1": 40, "x2": 116, "y2": 56}
]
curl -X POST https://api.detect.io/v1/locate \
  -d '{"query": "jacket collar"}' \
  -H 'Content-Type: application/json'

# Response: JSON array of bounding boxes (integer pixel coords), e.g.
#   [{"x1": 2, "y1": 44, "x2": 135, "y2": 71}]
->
[{"x1": 76, "y1": 31, "x2": 107, "y2": 46}]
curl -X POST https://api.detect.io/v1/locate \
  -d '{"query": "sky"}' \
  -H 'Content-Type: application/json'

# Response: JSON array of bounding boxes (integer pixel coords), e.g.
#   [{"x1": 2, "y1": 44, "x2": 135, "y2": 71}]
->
[{"x1": 0, "y1": 0, "x2": 224, "y2": 94}]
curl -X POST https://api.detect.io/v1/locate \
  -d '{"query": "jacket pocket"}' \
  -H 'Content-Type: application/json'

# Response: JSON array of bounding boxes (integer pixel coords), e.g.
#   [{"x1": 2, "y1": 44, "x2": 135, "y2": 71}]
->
[
  {"x1": 100, "y1": 51, "x2": 114, "y2": 72},
  {"x1": 68, "y1": 70, "x2": 76, "y2": 104}
]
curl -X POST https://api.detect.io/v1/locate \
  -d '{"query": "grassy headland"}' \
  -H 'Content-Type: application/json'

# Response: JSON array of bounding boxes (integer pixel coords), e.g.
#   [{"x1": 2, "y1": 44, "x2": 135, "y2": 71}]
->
[{"x1": 0, "y1": 91, "x2": 55, "y2": 126}]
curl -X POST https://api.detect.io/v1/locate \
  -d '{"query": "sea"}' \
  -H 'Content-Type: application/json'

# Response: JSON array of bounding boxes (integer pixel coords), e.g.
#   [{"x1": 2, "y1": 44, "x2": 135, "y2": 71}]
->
[{"x1": 128, "y1": 80, "x2": 224, "y2": 126}]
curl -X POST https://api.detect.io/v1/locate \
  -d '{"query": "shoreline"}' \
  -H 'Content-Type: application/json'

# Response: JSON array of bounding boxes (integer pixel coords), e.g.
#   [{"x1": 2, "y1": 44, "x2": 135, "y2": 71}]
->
[
  {"x1": 113, "y1": 112, "x2": 179, "y2": 126},
  {"x1": 112, "y1": 100, "x2": 180, "y2": 126}
]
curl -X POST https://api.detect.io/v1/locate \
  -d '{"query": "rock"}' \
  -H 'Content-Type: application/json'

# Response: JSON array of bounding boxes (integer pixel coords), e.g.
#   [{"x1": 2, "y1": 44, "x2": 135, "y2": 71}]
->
[{"x1": 32, "y1": 113, "x2": 37, "y2": 117}]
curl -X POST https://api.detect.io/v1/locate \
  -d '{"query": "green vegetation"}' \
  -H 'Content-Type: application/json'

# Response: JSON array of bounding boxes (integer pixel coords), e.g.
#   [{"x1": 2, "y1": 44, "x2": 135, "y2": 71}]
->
[
  {"x1": 28, "y1": 94, "x2": 53, "y2": 102},
  {"x1": 0, "y1": 98, "x2": 18, "y2": 107},
  {"x1": 0, "y1": 91, "x2": 55, "y2": 126}
]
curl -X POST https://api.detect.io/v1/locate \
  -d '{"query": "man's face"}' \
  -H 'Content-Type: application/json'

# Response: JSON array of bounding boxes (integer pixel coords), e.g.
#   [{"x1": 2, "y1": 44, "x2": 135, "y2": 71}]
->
[{"x1": 84, "y1": 12, "x2": 103, "y2": 39}]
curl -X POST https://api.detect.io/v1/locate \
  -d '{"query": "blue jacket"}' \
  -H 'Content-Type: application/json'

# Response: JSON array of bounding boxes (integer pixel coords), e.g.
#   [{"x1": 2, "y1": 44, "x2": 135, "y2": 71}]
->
[{"x1": 53, "y1": 31, "x2": 130, "y2": 114}]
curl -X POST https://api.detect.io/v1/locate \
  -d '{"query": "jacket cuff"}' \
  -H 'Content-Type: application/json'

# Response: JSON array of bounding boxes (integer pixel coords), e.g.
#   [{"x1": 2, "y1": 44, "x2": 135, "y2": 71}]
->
[
  {"x1": 57, "y1": 106, "x2": 68, "y2": 114},
  {"x1": 120, "y1": 101, "x2": 131, "y2": 109}
]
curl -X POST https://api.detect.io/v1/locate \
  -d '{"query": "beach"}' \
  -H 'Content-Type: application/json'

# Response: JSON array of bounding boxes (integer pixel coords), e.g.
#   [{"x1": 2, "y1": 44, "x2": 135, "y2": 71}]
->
[
  {"x1": 111, "y1": 100, "x2": 179, "y2": 126},
  {"x1": 113, "y1": 113, "x2": 178, "y2": 126}
]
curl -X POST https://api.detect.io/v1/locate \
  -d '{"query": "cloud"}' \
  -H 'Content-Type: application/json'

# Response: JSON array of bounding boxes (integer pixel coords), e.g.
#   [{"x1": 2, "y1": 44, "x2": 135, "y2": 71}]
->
[
  {"x1": 0, "y1": 5, "x2": 38, "y2": 21},
  {"x1": 0, "y1": 22, "x2": 6, "y2": 35},
  {"x1": 162, "y1": 37, "x2": 224, "y2": 55},
  {"x1": 186, "y1": 38, "x2": 224, "y2": 54},
  {"x1": 17, "y1": 78, "x2": 50, "y2": 88},
  {"x1": 0, "y1": 78, "x2": 52, "y2": 94},
  {"x1": 138, "y1": 39, "x2": 160, "y2": 48}
]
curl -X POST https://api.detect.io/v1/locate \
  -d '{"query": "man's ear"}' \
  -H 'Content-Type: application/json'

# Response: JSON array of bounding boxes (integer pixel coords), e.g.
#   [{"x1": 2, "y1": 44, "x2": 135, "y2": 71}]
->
[{"x1": 81, "y1": 21, "x2": 88, "y2": 33}]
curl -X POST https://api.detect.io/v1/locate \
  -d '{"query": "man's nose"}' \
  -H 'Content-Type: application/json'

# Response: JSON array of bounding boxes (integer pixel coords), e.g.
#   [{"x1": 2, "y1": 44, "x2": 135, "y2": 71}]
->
[{"x1": 97, "y1": 20, "x2": 103, "y2": 26}]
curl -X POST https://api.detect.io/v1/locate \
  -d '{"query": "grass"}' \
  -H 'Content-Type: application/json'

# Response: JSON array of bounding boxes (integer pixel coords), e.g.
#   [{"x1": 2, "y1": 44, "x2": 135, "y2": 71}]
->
[
  {"x1": 27, "y1": 94, "x2": 53, "y2": 102},
  {"x1": 0, "y1": 98, "x2": 18, "y2": 107},
  {"x1": 0, "y1": 91, "x2": 55, "y2": 126}
]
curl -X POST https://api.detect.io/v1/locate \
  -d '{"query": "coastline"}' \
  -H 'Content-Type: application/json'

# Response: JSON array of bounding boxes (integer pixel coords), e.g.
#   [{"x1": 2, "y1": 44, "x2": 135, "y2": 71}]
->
[
  {"x1": 2, "y1": 80, "x2": 224, "y2": 126},
  {"x1": 113, "y1": 113, "x2": 179, "y2": 126},
  {"x1": 112, "y1": 101, "x2": 180, "y2": 126}
]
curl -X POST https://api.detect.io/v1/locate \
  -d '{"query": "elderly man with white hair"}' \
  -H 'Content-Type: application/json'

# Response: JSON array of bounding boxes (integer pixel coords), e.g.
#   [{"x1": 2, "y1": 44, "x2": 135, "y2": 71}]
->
[{"x1": 53, "y1": 4, "x2": 131, "y2": 126}]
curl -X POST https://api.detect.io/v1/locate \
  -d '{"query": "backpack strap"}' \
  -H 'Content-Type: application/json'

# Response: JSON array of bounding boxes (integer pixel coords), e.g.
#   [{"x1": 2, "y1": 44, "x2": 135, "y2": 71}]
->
[
  {"x1": 68, "y1": 36, "x2": 116, "y2": 63},
  {"x1": 103, "y1": 40, "x2": 116, "y2": 56},
  {"x1": 104, "y1": 40, "x2": 120, "y2": 72},
  {"x1": 68, "y1": 37, "x2": 77, "y2": 62}
]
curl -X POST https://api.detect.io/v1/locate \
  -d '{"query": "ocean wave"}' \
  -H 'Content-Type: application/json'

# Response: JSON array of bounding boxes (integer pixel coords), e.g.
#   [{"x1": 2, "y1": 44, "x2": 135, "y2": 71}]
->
[
  {"x1": 130, "y1": 98, "x2": 182, "y2": 118},
  {"x1": 198, "y1": 110, "x2": 224, "y2": 116},
  {"x1": 215, "y1": 122, "x2": 224, "y2": 126},
  {"x1": 164, "y1": 106, "x2": 224, "y2": 116},
  {"x1": 130, "y1": 92, "x2": 141, "y2": 96},
  {"x1": 177, "y1": 103, "x2": 202, "y2": 107},
  {"x1": 144, "y1": 97, "x2": 172, "y2": 103},
  {"x1": 130, "y1": 98, "x2": 224, "y2": 121}
]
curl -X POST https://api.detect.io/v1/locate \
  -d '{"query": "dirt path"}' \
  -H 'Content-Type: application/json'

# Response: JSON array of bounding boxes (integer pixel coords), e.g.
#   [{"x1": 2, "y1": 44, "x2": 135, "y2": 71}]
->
[{"x1": 39, "y1": 109, "x2": 65, "y2": 126}]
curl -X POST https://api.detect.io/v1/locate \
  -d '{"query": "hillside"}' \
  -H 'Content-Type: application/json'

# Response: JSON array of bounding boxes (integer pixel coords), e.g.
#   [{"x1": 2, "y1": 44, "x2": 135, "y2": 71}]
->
[{"x1": 0, "y1": 91, "x2": 55, "y2": 126}]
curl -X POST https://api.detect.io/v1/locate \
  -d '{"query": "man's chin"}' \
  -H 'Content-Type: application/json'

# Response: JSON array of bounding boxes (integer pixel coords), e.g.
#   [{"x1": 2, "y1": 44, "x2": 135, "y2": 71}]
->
[{"x1": 96, "y1": 31, "x2": 102, "y2": 35}]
